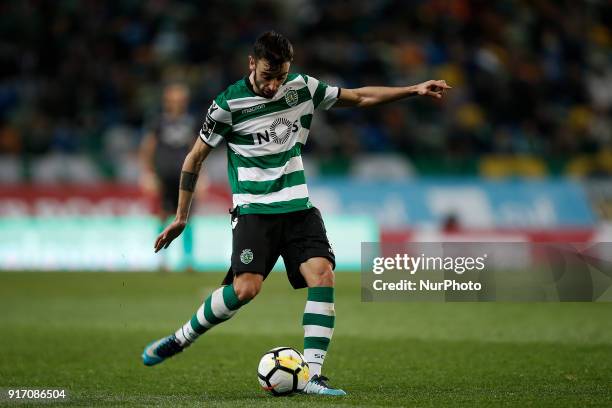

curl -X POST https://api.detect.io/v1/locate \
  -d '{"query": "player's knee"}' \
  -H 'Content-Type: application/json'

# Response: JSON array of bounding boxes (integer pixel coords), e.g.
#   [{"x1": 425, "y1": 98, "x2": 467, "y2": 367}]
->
[
  {"x1": 319, "y1": 266, "x2": 335, "y2": 287},
  {"x1": 234, "y1": 274, "x2": 262, "y2": 301},
  {"x1": 309, "y1": 262, "x2": 335, "y2": 287},
  {"x1": 234, "y1": 283, "x2": 260, "y2": 301}
]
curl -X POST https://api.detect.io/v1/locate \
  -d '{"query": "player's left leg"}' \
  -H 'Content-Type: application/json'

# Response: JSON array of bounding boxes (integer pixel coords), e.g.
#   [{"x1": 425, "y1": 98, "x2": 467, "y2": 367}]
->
[
  {"x1": 299, "y1": 257, "x2": 346, "y2": 396},
  {"x1": 144, "y1": 210, "x2": 278, "y2": 366}
]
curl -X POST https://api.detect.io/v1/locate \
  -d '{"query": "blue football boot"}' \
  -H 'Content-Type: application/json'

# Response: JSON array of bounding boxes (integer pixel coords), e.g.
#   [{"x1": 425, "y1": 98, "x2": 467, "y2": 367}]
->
[
  {"x1": 142, "y1": 334, "x2": 184, "y2": 366},
  {"x1": 303, "y1": 375, "x2": 347, "y2": 396}
]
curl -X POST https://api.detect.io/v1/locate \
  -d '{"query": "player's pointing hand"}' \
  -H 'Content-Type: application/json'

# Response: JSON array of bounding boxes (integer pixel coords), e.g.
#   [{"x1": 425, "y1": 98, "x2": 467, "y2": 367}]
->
[
  {"x1": 416, "y1": 80, "x2": 451, "y2": 99},
  {"x1": 154, "y1": 220, "x2": 186, "y2": 252}
]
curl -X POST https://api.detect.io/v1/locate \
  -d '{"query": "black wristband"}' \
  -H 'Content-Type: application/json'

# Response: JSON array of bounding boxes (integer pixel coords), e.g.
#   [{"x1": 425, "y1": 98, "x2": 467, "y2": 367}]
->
[{"x1": 180, "y1": 171, "x2": 198, "y2": 192}]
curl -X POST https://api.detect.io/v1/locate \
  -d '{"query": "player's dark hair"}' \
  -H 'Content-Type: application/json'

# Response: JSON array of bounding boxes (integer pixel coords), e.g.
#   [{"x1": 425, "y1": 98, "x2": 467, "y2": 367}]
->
[{"x1": 253, "y1": 31, "x2": 293, "y2": 68}]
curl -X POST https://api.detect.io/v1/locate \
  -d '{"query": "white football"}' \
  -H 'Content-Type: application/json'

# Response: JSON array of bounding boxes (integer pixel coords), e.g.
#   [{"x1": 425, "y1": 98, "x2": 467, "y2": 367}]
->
[{"x1": 257, "y1": 347, "x2": 310, "y2": 396}]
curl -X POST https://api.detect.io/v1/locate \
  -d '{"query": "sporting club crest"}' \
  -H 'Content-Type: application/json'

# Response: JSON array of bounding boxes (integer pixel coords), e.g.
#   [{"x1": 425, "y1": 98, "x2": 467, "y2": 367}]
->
[
  {"x1": 284, "y1": 89, "x2": 299, "y2": 107},
  {"x1": 240, "y1": 249, "x2": 254, "y2": 264}
]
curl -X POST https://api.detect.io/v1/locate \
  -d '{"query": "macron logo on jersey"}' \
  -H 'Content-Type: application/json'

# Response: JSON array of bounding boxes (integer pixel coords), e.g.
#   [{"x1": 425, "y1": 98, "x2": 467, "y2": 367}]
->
[{"x1": 241, "y1": 104, "x2": 265, "y2": 115}]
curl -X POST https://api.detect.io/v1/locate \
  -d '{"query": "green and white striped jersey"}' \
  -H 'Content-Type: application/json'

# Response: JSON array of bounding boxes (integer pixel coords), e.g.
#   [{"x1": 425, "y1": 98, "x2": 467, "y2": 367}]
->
[{"x1": 199, "y1": 73, "x2": 339, "y2": 214}]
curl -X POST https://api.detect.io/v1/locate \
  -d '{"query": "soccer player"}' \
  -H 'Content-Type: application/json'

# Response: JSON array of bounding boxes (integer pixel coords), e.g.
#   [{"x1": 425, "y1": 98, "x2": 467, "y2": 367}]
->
[
  {"x1": 142, "y1": 31, "x2": 450, "y2": 395},
  {"x1": 139, "y1": 83, "x2": 199, "y2": 270}
]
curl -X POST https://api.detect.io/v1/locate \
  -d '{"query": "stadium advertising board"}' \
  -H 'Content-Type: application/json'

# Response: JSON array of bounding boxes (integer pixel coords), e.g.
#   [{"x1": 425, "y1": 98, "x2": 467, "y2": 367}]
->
[
  {"x1": 0, "y1": 215, "x2": 377, "y2": 272},
  {"x1": 309, "y1": 178, "x2": 596, "y2": 228},
  {"x1": 0, "y1": 180, "x2": 596, "y2": 228}
]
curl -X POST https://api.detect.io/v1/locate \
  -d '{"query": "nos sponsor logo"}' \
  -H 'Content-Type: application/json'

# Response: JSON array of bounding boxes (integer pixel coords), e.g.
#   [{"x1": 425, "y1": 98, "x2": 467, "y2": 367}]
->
[{"x1": 256, "y1": 118, "x2": 299, "y2": 145}]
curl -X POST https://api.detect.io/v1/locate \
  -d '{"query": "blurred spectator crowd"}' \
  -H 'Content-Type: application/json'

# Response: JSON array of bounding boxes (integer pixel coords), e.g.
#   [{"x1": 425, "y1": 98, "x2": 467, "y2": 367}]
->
[{"x1": 0, "y1": 0, "x2": 611, "y2": 182}]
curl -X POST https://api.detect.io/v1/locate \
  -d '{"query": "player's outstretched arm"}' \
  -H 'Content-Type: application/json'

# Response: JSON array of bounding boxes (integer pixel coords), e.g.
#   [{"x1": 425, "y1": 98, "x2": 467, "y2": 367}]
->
[
  {"x1": 334, "y1": 80, "x2": 451, "y2": 108},
  {"x1": 154, "y1": 138, "x2": 212, "y2": 252}
]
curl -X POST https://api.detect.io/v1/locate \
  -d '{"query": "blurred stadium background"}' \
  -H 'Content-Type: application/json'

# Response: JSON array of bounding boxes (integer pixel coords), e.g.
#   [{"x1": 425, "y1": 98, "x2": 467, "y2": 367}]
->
[
  {"x1": 0, "y1": 0, "x2": 610, "y2": 271},
  {"x1": 2, "y1": 1, "x2": 612, "y2": 406},
  {"x1": 0, "y1": 0, "x2": 612, "y2": 270}
]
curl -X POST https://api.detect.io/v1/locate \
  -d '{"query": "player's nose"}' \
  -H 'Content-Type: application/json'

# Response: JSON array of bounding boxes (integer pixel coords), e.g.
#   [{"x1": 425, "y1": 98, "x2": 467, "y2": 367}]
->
[{"x1": 269, "y1": 79, "x2": 281, "y2": 91}]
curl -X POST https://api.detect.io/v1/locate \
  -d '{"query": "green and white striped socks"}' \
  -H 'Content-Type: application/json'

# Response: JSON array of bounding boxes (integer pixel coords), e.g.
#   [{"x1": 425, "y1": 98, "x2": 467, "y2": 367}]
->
[
  {"x1": 175, "y1": 284, "x2": 246, "y2": 346},
  {"x1": 174, "y1": 283, "x2": 336, "y2": 376},
  {"x1": 303, "y1": 287, "x2": 335, "y2": 378}
]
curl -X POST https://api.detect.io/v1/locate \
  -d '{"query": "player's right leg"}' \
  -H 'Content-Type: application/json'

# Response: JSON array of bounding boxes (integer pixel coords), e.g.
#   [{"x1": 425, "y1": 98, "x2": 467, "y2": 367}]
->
[
  {"x1": 280, "y1": 208, "x2": 346, "y2": 395},
  {"x1": 142, "y1": 273, "x2": 262, "y2": 366},
  {"x1": 143, "y1": 211, "x2": 278, "y2": 366}
]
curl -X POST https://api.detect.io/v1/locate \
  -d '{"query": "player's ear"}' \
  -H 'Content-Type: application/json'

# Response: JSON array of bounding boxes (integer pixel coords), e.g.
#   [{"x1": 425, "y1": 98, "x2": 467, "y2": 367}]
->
[{"x1": 248, "y1": 56, "x2": 256, "y2": 72}]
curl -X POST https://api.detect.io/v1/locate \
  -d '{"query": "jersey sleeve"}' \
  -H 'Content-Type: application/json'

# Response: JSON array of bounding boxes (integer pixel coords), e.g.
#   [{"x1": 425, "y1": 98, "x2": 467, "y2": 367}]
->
[
  {"x1": 199, "y1": 94, "x2": 232, "y2": 148},
  {"x1": 304, "y1": 75, "x2": 340, "y2": 111}
]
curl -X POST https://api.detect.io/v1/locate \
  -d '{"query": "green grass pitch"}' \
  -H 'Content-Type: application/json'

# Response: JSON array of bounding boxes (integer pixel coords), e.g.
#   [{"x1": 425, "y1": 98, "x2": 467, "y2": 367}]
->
[{"x1": 1, "y1": 272, "x2": 611, "y2": 407}]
